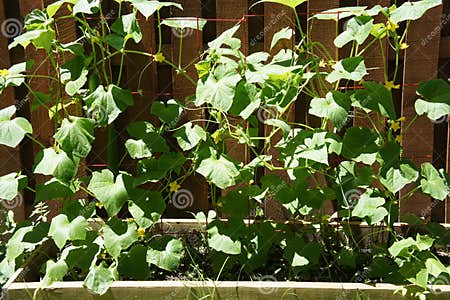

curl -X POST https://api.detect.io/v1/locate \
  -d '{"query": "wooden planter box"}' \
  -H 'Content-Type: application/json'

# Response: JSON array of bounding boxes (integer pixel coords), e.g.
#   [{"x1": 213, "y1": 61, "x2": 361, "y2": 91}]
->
[{"x1": 3, "y1": 220, "x2": 450, "y2": 300}]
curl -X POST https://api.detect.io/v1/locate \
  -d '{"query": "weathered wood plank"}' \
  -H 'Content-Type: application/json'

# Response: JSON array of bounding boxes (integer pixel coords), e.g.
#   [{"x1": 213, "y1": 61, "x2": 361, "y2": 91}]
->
[
  {"x1": 0, "y1": 0, "x2": 25, "y2": 221},
  {"x1": 400, "y1": 5, "x2": 443, "y2": 217}
]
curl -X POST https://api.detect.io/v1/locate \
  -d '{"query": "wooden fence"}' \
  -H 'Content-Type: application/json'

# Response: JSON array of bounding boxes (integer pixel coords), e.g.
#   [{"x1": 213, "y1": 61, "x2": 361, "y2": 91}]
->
[{"x1": 0, "y1": 0, "x2": 449, "y2": 222}]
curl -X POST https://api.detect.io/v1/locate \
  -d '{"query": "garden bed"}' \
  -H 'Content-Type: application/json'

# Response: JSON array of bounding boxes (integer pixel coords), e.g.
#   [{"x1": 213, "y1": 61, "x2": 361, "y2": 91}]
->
[{"x1": 3, "y1": 220, "x2": 450, "y2": 300}]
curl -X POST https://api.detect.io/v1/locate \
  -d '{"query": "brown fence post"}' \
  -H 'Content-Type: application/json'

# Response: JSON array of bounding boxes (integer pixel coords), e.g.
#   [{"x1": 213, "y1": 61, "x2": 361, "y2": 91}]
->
[{"x1": 400, "y1": 4, "x2": 443, "y2": 217}]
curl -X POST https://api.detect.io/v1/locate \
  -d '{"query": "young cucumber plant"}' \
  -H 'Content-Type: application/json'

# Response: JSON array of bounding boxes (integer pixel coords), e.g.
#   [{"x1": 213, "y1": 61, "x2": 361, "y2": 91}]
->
[{"x1": 0, "y1": 0, "x2": 449, "y2": 299}]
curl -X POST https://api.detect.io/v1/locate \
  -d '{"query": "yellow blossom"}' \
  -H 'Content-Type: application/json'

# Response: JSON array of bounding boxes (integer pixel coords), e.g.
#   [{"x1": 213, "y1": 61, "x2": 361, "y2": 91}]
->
[
  {"x1": 169, "y1": 181, "x2": 181, "y2": 192},
  {"x1": 211, "y1": 129, "x2": 224, "y2": 144},
  {"x1": 154, "y1": 52, "x2": 165, "y2": 63},
  {"x1": 0, "y1": 69, "x2": 9, "y2": 77},
  {"x1": 395, "y1": 135, "x2": 402, "y2": 143},
  {"x1": 96, "y1": 201, "x2": 103, "y2": 209},
  {"x1": 137, "y1": 227, "x2": 146, "y2": 237},
  {"x1": 385, "y1": 81, "x2": 400, "y2": 91},
  {"x1": 390, "y1": 121, "x2": 401, "y2": 131},
  {"x1": 386, "y1": 20, "x2": 399, "y2": 32},
  {"x1": 400, "y1": 43, "x2": 409, "y2": 50},
  {"x1": 319, "y1": 60, "x2": 327, "y2": 68}
]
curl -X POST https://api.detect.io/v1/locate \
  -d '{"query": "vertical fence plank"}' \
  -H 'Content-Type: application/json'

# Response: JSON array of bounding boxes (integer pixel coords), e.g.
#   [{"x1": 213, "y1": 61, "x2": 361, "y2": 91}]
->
[
  {"x1": 263, "y1": 3, "x2": 294, "y2": 219},
  {"x1": 400, "y1": 4, "x2": 443, "y2": 217},
  {"x1": 216, "y1": 0, "x2": 250, "y2": 195},
  {"x1": 171, "y1": 0, "x2": 209, "y2": 215},
  {"x1": 0, "y1": 0, "x2": 25, "y2": 221}
]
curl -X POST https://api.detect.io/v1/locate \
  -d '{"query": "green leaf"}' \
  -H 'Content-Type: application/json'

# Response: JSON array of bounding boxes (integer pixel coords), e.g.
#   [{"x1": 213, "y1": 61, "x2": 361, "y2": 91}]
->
[
  {"x1": 129, "y1": 190, "x2": 165, "y2": 229},
  {"x1": 103, "y1": 221, "x2": 138, "y2": 259},
  {"x1": 151, "y1": 99, "x2": 183, "y2": 124},
  {"x1": 36, "y1": 178, "x2": 78, "y2": 202},
  {"x1": 9, "y1": 29, "x2": 56, "y2": 51},
  {"x1": 196, "y1": 148, "x2": 240, "y2": 189},
  {"x1": 380, "y1": 160, "x2": 419, "y2": 194},
  {"x1": 41, "y1": 259, "x2": 68, "y2": 287},
  {"x1": 136, "y1": 152, "x2": 186, "y2": 184},
  {"x1": 0, "y1": 105, "x2": 32, "y2": 147},
  {"x1": 125, "y1": 139, "x2": 152, "y2": 159},
  {"x1": 415, "y1": 79, "x2": 450, "y2": 121},
  {"x1": 352, "y1": 193, "x2": 388, "y2": 225},
  {"x1": 6, "y1": 226, "x2": 34, "y2": 262},
  {"x1": 309, "y1": 90, "x2": 351, "y2": 129},
  {"x1": 207, "y1": 25, "x2": 240, "y2": 50},
  {"x1": 388, "y1": 237, "x2": 416, "y2": 257},
  {"x1": 334, "y1": 16, "x2": 374, "y2": 48},
  {"x1": 46, "y1": 0, "x2": 76, "y2": 18},
  {"x1": 229, "y1": 81, "x2": 261, "y2": 119},
  {"x1": 161, "y1": 17, "x2": 207, "y2": 31},
  {"x1": 352, "y1": 81, "x2": 397, "y2": 120},
  {"x1": 73, "y1": 0, "x2": 100, "y2": 15},
  {"x1": 83, "y1": 262, "x2": 117, "y2": 295},
  {"x1": 87, "y1": 170, "x2": 132, "y2": 216},
  {"x1": 341, "y1": 127, "x2": 379, "y2": 160},
  {"x1": 54, "y1": 116, "x2": 95, "y2": 158},
  {"x1": 127, "y1": 121, "x2": 169, "y2": 153},
  {"x1": 207, "y1": 226, "x2": 241, "y2": 255},
  {"x1": 390, "y1": 0, "x2": 442, "y2": 24},
  {"x1": 251, "y1": 0, "x2": 307, "y2": 9},
  {"x1": 420, "y1": 163, "x2": 450, "y2": 200},
  {"x1": 196, "y1": 72, "x2": 241, "y2": 112},
  {"x1": 147, "y1": 236, "x2": 183, "y2": 271},
  {"x1": 0, "y1": 173, "x2": 26, "y2": 201},
  {"x1": 174, "y1": 122, "x2": 206, "y2": 151},
  {"x1": 49, "y1": 214, "x2": 88, "y2": 250},
  {"x1": 127, "y1": 0, "x2": 183, "y2": 19},
  {"x1": 34, "y1": 148, "x2": 78, "y2": 183},
  {"x1": 84, "y1": 85, "x2": 134, "y2": 126},
  {"x1": 111, "y1": 13, "x2": 142, "y2": 44},
  {"x1": 312, "y1": 6, "x2": 368, "y2": 21},
  {"x1": 0, "y1": 62, "x2": 27, "y2": 93},
  {"x1": 118, "y1": 244, "x2": 149, "y2": 280},
  {"x1": 326, "y1": 56, "x2": 368, "y2": 83},
  {"x1": 270, "y1": 27, "x2": 293, "y2": 51},
  {"x1": 60, "y1": 56, "x2": 88, "y2": 96}
]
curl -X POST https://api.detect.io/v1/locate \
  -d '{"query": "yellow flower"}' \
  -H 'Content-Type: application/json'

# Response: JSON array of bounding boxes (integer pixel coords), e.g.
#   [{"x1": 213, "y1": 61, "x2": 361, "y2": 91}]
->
[
  {"x1": 319, "y1": 60, "x2": 327, "y2": 68},
  {"x1": 95, "y1": 201, "x2": 104, "y2": 209},
  {"x1": 399, "y1": 43, "x2": 409, "y2": 50},
  {"x1": 169, "y1": 181, "x2": 181, "y2": 192},
  {"x1": 211, "y1": 129, "x2": 224, "y2": 144},
  {"x1": 385, "y1": 81, "x2": 400, "y2": 91},
  {"x1": 137, "y1": 227, "x2": 146, "y2": 237},
  {"x1": 0, "y1": 69, "x2": 9, "y2": 77},
  {"x1": 395, "y1": 135, "x2": 402, "y2": 143},
  {"x1": 397, "y1": 116, "x2": 406, "y2": 122},
  {"x1": 390, "y1": 121, "x2": 401, "y2": 131},
  {"x1": 386, "y1": 20, "x2": 399, "y2": 32},
  {"x1": 154, "y1": 52, "x2": 165, "y2": 63}
]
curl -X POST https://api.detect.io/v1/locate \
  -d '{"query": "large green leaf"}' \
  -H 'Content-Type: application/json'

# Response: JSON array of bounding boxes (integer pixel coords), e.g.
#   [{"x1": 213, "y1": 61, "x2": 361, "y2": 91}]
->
[
  {"x1": 103, "y1": 221, "x2": 138, "y2": 259},
  {"x1": 207, "y1": 225, "x2": 241, "y2": 255},
  {"x1": 326, "y1": 56, "x2": 368, "y2": 83},
  {"x1": 251, "y1": 0, "x2": 307, "y2": 9},
  {"x1": 352, "y1": 193, "x2": 388, "y2": 225},
  {"x1": 196, "y1": 72, "x2": 241, "y2": 112},
  {"x1": 48, "y1": 214, "x2": 87, "y2": 250},
  {"x1": 125, "y1": 139, "x2": 152, "y2": 159},
  {"x1": 313, "y1": 6, "x2": 368, "y2": 21},
  {"x1": 0, "y1": 62, "x2": 27, "y2": 94},
  {"x1": 420, "y1": 163, "x2": 450, "y2": 200},
  {"x1": 9, "y1": 29, "x2": 56, "y2": 51},
  {"x1": 270, "y1": 27, "x2": 293, "y2": 51},
  {"x1": 380, "y1": 161, "x2": 419, "y2": 194},
  {"x1": 73, "y1": 0, "x2": 100, "y2": 15},
  {"x1": 151, "y1": 99, "x2": 182, "y2": 124},
  {"x1": 83, "y1": 263, "x2": 117, "y2": 295},
  {"x1": 0, "y1": 105, "x2": 32, "y2": 147},
  {"x1": 41, "y1": 259, "x2": 68, "y2": 287},
  {"x1": 352, "y1": 81, "x2": 397, "y2": 120},
  {"x1": 309, "y1": 91, "x2": 351, "y2": 129},
  {"x1": 390, "y1": 0, "x2": 442, "y2": 24},
  {"x1": 196, "y1": 148, "x2": 240, "y2": 189},
  {"x1": 6, "y1": 226, "x2": 34, "y2": 262},
  {"x1": 161, "y1": 17, "x2": 207, "y2": 31},
  {"x1": 127, "y1": 0, "x2": 183, "y2": 19},
  {"x1": 84, "y1": 85, "x2": 134, "y2": 126},
  {"x1": 87, "y1": 170, "x2": 132, "y2": 216},
  {"x1": 173, "y1": 122, "x2": 207, "y2": 151},
  {"x1": 127, "y1": 121, "x2": 169, "y2": 153},
  {"x1": 129, "y1": 190, "x2": 165, "y2": 229},
  {"x1": 136, "y1": 152, "x2": 186, "y2": 184},
  {"x1": 0, "y1": 172, "x2": 26, "y2": 201},
  {"x1": 118, "y1": 244, "x2": 149, "y2": 280},
  {"x1": 334, "y1": 16, "x2": 374, "y2": 48},
  {"x1": 54, "y1": 116, "x2": 95, "y2": 158},
  {"x1": 111, "y1": 13, "x2": 142, "y2": 44},
  {"x1": 415, "y1": 79, "x2": 450, "y2": 121},
  {"x1": 36, "y1": 178, "x2": 78, "y2": 202},
  {"x1": 46, "y1": 0, "x2": 76, "y2": 18},
  {"x1": 147, "y1": 236, "x2": 183, "y2": 271},
  {"x1": 341, "y1": 127, "x2": 379, "y2": 160},
  {"x1": 34, "y1": 148, "x2": 78, "y2": 183},
  {"x1": 60, "y1": 55, "x2": 88, "y2": 96},
  {"x1": 229, "y1": 81, "x2": 261, "y2": 119}
]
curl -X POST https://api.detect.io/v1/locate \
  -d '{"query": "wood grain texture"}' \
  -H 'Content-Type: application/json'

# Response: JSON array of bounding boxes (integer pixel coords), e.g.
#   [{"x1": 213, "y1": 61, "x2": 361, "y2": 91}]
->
[{"x1": 400, "y1": 5, "x2": 443, "y2": 217}]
